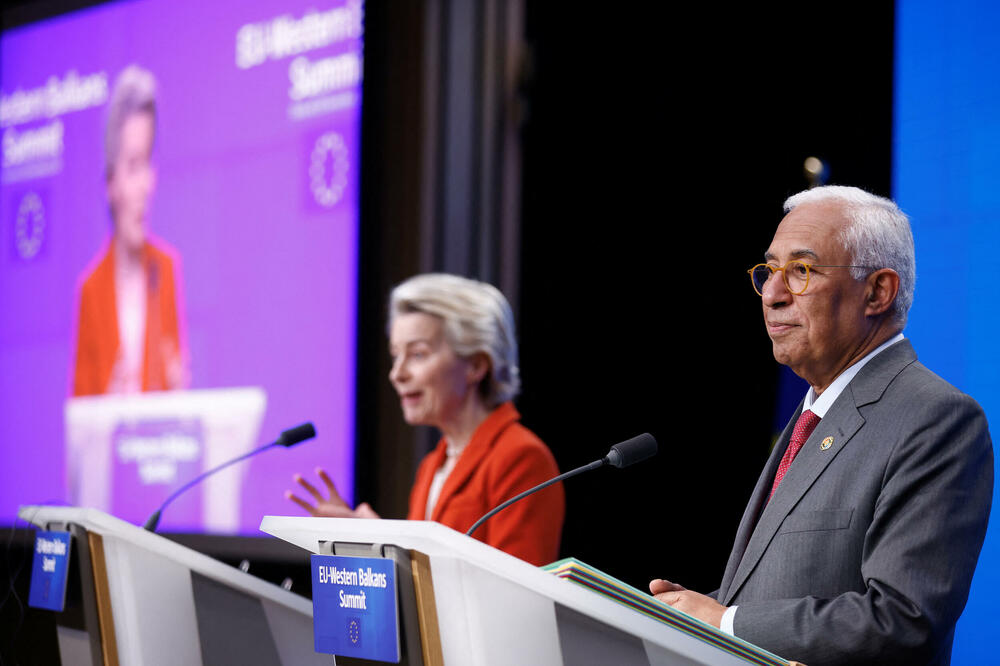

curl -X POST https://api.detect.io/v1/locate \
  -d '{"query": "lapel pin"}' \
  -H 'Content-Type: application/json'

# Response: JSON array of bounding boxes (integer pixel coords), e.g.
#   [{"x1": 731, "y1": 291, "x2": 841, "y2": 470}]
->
[{"x1": 820, "y1": 436, "x2": 834, "y2": 451}]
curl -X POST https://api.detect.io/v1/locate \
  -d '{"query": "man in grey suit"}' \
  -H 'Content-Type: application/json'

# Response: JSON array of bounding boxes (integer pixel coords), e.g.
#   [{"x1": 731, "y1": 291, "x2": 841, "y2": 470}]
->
[{"x1": 650, "y1": 186, "x2": 993, "y2": 665}]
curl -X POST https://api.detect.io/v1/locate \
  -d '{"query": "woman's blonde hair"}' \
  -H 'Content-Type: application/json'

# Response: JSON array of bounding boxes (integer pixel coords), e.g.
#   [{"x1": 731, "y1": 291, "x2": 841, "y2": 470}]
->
[{"x1": 390, "y1": 273, "x2": 520, "y2": 406}]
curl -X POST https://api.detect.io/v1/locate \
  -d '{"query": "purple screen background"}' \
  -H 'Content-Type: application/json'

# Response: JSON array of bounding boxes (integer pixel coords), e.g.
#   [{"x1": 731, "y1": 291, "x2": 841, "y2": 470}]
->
[{"x1": 0, "y1": 0, "x2": 360, "y2": 533}]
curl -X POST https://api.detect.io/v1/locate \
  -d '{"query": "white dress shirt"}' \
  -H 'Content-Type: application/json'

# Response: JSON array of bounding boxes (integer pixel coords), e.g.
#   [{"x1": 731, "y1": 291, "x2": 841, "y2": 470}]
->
[{"x1": 424, "y1": 441, "x2": 466, "y2": 520}]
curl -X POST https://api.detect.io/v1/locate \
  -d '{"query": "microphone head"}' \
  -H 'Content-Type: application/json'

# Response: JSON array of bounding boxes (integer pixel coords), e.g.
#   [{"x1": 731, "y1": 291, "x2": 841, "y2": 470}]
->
[
  {"x1": 277, "y1": 422, "x2": 317, "y2": 447},
  {"x1": 143, "y1": 509, "x2": 161, "y2": 532},
  {"x1": 606, "y1": 433, "x2": 657, "y2": 469}
]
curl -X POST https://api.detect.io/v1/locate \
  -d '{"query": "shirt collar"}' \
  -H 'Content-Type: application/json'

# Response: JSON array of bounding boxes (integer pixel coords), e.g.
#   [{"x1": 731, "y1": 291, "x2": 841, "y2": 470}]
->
[{"x1": 803, "y1": 332, "x2": 905, "y2": 418}]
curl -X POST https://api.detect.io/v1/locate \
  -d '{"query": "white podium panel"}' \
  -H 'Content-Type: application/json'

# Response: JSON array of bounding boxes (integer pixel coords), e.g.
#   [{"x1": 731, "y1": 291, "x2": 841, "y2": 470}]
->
[
  {"x1": 21, "y1": 506, "x2": 325, "y2": 666},
  {"x1": 261, "y1": 516, "x2": 790, "y2": 666}
]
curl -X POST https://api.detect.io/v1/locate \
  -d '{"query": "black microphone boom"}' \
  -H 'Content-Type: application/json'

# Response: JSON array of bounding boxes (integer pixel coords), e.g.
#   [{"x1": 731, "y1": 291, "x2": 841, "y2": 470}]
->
[
  {"x1": 466, "y1": 433, "x2": 658, "y2": 538},
  {"x1": 142, "y1": 422, "x2": 317, "y2": 532}
]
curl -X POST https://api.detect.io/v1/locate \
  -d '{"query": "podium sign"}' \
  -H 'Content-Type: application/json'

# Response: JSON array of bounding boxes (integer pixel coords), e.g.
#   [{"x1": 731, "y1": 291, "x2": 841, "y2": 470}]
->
[
  {"x1": 311, "y1": 554, "x2": 400, "y2": 663},
  {"x1": 65, "y1": 387, "x2": 268, "y2": 532},
  {"x1": 28, "y1": 530, "x2": 71, "y2": 611}
]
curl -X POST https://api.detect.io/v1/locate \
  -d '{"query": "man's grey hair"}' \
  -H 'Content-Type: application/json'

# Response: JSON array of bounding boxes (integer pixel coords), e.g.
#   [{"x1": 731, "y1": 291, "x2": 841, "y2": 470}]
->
[
  {"x1": 390, "y1": 273, "x2": 520, "y2": 407},
  {"x1": 105, "y1": 64, "x2": 157, "y2": 179},
  {"x1": 784, "y1": 185, "x2": 915, "y2": 326}
]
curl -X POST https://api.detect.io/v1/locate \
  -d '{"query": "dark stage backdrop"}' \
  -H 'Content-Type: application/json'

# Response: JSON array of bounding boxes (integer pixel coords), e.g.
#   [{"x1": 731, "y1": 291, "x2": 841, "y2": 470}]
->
[{"x1": 516, "y1": 3, "x2": 893, "y2": 592}]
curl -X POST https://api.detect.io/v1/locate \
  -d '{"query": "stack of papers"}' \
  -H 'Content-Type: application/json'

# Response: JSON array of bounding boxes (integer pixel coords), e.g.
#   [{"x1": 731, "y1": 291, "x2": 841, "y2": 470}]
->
[{"x1": 543, "y1": 558, "x2": 788, "y2": 666}]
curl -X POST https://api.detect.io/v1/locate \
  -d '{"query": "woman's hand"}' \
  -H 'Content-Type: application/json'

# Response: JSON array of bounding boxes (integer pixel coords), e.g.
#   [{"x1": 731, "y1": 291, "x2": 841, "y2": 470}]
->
[{"x1": 285, "y1": 467, "x2": 380, "y2": 519}]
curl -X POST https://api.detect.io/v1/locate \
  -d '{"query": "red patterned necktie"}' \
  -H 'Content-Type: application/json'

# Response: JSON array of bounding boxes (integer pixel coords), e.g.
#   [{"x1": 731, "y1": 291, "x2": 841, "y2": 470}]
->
[{"x1": 769, "y1": 409, "x2": 821, "y2": 500}]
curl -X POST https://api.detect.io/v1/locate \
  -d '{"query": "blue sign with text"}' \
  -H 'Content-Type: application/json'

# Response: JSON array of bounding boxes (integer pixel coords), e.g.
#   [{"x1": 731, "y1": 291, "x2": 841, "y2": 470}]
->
[
  {"x1": 28, "y1": 530, "x2": 71, "y2": 612},
  {"x1": 311, "y1": 554, "x2": 399, "y2": 662}
]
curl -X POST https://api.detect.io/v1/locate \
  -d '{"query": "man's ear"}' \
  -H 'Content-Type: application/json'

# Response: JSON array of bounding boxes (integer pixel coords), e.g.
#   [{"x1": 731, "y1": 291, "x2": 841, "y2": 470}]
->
[{"x1": 865, "y1": 268, "x2": 900, "y2": 317}]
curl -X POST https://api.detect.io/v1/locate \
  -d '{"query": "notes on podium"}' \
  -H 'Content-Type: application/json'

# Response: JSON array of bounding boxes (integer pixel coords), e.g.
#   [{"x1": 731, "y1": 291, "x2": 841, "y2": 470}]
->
[{"x1": 544, "y1": 559, "x2": 788, "y2": 666}]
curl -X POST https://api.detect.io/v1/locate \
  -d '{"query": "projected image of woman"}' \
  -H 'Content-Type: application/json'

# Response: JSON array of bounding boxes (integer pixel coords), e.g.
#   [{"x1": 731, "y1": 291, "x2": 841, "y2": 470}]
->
[
  {"x1": 287, "y1": 274, "x2": 565, "y2": 565},
  {"x1": 72, "y1": 65, "x2": 188, "y2": 395}
]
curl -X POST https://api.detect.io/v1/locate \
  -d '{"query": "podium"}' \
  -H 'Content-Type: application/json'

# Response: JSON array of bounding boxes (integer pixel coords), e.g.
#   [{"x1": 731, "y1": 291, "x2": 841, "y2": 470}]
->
[
  {"x1": 19, "y1": 506, "x2": 325, "y2": 666},
  {"x1": 65, "y1": 387, "x2": 267, "y2": 533},
  {"x1": 261, "y1": 516, "x2": 790, "y2": 666}
]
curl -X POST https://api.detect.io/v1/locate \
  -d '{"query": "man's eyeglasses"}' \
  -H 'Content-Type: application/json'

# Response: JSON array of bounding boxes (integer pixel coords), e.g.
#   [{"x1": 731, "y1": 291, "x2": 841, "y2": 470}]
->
[{"x1": 748, "y1": 261, "x2": 874, "y2": 296}]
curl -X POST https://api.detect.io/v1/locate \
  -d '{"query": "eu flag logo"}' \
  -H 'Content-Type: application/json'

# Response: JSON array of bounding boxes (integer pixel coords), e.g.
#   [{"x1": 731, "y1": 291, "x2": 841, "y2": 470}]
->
[{"x1": 348, "y1": 617, "x2": 361, "y2": 646}]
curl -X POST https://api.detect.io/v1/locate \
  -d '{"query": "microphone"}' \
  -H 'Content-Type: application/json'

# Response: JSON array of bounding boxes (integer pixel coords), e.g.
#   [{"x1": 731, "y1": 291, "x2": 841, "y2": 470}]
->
[
  {"x1": 465, "y1": 433, "x2": 657, "y2": 538},
  {"x1": 143, "y1": 422, "x2": 317, "y2": 532},
  {"x1": 605, "y1": 432, "x2": 658, "y2": 468},
  {"x1": 275, "y1": 422, "x2": 317, "y2": 447}
]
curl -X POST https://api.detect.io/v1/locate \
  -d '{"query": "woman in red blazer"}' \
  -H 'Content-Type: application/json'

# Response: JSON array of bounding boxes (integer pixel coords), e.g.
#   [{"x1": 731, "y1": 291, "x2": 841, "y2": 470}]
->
[
  {"x1": 288, "y1": 274, "x2": 564, "y2": 565},
  {"x1": 71, "y1": 65, "x2": 188, "y2": 396}
]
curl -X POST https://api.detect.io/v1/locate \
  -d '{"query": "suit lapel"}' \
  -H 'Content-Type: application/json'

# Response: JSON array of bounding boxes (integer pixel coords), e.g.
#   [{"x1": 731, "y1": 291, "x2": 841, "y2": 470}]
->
[
  {"x1": 429, "y1": 403, "x2": 519, "y2": 522},
  {"x1": 721, "y1": 340, "x2": 918, "y2": 606},
  {"x1": 723, "y1": 400, "x2": 864, "y2": 604},
  {"x1": 718, "y1": 405, "x2": 799, "y2": 602},
  {"x1": 411, "y1": 443, "x2": 447, "y2": 520},
  {"x1": 96, "y1": 245, "x2": 121, "y2": 392}
]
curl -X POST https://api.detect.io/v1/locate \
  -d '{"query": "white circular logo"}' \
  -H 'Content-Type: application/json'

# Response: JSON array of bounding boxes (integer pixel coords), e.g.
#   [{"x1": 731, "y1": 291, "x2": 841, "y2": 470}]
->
[
  {"x1": 309, "y1": 131, "x2": 349, "y2": 208},
  {"x1": 15, "y1": 192, "x2": 45, "y2": 260}
]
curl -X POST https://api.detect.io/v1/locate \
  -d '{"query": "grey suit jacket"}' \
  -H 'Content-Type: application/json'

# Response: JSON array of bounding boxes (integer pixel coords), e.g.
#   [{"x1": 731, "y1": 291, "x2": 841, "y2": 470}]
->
[{"x1": 717, "y1": 340, "x2": 993, "y2": 665}]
